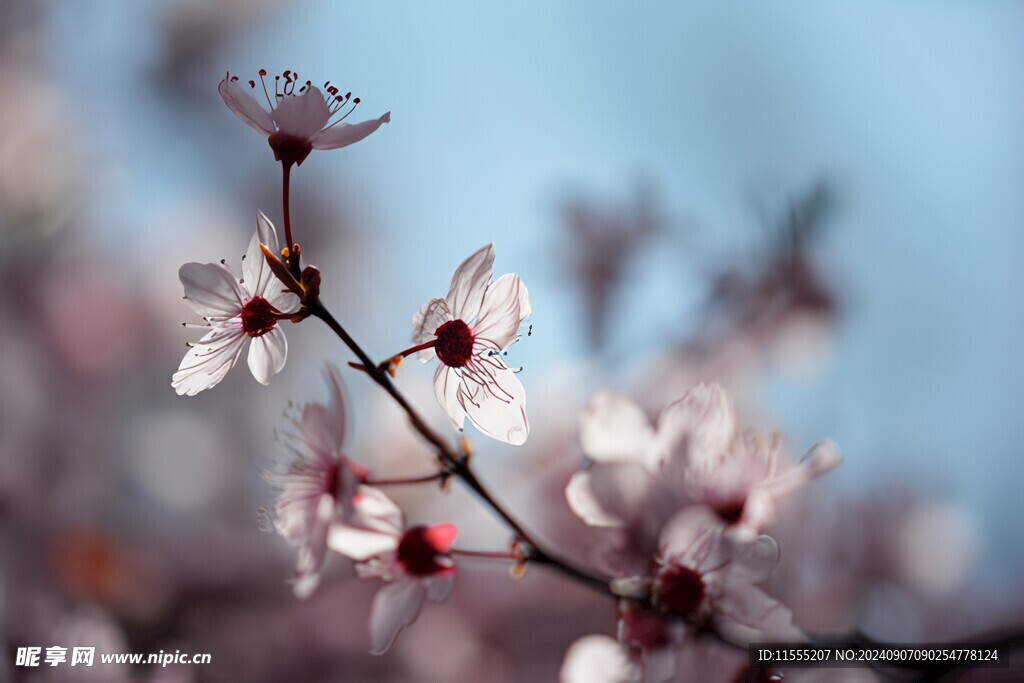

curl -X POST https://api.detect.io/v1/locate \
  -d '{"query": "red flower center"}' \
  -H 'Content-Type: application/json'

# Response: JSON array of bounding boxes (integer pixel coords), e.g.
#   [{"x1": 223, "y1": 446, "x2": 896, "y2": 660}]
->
[
  {"x1": 714, "y1": 498, "x2": 747, "y2": 524},
  {"x1": 396, "y1": 525, "x2": 454, "y2": 577},
  {"x1": 268, "y1": 132, "x2": 314, "y2": 167},
  {"x1": 241, "y1": 296, "x2": 278, "y2": 338},
  {"x1": 653, "y1": 565, "x2": 705, "y2": 617},
  {"x1": 434, "y1": 319, "x2": 475, "y2": 368}
]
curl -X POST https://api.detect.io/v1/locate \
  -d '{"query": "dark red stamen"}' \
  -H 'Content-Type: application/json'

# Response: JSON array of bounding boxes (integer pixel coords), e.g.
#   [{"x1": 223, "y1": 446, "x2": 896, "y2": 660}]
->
[
  {"x1": 241, "y1": 296, "x2": 278, "y2": 337},
  {"x1": 653, "y1": 565, "x2": 705, "y2": 617},
  {"x1": 434, "y1": 320, "x2": 475, "y2": 368}
]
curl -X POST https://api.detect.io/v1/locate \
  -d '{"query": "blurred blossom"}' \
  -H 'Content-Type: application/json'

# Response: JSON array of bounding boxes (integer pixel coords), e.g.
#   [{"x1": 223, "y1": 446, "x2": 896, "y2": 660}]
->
[
  {"x1": 894, "y1": 501, "x2": 980, "y2": 596},
  {"x1": 559, "y1": 182, "x2": 663, "y2": 352},
  {"x1": 0, "y1": 65, "x2": 83, "y2": 251},
  {"x1": 560, "y1": 634, "x2": 641, "y2": 683},
  {"x1": 125, "y1": 411, "x2": 232, "y2": 513},
  {"x1": 263, "y1": 365, "x2": 370, "y2": 598},
  {"x1": 40, "y1": 263, "x2": 153, "y2": 380}
]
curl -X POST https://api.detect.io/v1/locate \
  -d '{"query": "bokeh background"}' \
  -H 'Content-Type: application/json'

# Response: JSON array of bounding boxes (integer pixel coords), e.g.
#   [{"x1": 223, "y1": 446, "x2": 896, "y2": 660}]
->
[{"x1": 3, "y1": 1, "x2": 1023, "y2": 681}]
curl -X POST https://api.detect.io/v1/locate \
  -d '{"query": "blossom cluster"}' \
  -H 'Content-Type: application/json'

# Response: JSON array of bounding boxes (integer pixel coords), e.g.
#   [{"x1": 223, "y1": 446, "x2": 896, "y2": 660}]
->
[{"x1": 171, "y1": 69, "x2": 842, "y2": 680}]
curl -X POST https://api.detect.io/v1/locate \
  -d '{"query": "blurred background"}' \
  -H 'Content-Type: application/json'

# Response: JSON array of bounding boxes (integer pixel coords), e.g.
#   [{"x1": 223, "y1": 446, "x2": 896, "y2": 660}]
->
[{"x1": 2, "y1": 1, "x2": 1024, "y2": 680}]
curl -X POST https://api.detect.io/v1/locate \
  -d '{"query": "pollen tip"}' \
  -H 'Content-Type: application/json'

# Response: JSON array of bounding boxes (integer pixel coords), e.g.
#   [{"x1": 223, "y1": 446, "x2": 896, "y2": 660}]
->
[
  {"x1": 353, "y1": 97, "x2": 361, "y2": 104},
  {"x1": 220, "y1": 258, "x2": 226, "y2": 264},
  {"x1": 249, "y1": 80, "x2": 256, "y2": 88},
  {"x1": 259, "y1": 68, "x2": 267, "y2": 76}
]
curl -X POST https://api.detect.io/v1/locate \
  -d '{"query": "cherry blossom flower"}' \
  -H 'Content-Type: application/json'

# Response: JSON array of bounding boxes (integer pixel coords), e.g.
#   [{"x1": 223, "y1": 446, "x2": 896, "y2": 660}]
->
[
  {"x1": 411, "y1": 243, "x2": 532, "y2": 445},
  {"x1": 651, "y1": 506, "x2": 804, "y2": 645},
  {"x1": 173, "y1": 212, "x2": 299, "y2": 396},
  {"x1": 327, "y1": 489, "x2": 457, "y2": 654},
  {"x1": 566, "y1": 384, "x2": 840, "y2": 540},
  {"x1": 262, "y1": 365, "x2": 370, "y2": 598},
  {"x1": 219, "y1": 70, "x2": 390, "y2": 166}
]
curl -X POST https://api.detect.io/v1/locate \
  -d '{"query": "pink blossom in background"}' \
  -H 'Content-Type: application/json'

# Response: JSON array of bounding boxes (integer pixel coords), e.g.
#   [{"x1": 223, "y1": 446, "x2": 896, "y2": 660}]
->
[{"x1": 328, "y1": 488, "x2": 459, "y2": 654}]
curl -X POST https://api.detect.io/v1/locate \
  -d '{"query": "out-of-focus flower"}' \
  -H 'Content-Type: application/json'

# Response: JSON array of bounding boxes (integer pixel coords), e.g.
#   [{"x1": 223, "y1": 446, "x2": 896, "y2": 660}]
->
[
  {"x1": 263, "y1": 365, "x2": 370, "y2": 598},
  {"x1": 412, "y1": 243, "x2": 532, "y2": 445},
  {"x1": 653, "y1": 507, "x2": 803, "y2": 644},
  {"x1": 219, "y1": 70, "x2": 390, "y2": 166},
  {"x1": 567, "y1": 384, "x2": 840, "y2": 540},
  {"x1": 328, "y1": 489, "x2": 458, "y2": 654},
  {"x1": 560, "y1": 634, "x2": 641, "y2": 683},
  {"x1": 173, "y1": 212, "x2": 299, "y2": 395}
]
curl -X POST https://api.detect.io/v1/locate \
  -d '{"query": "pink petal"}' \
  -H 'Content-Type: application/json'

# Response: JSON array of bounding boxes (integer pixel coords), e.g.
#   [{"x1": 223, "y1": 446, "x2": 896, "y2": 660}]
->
[
  {"x1": 585, "y1": 463, "x2": 659, "y2": 526},
  {"x1": 270, "y1": 86, "x2": 331, "y2": 140},
  {"x1": 565, "y1": 471, "x2": 626, "y2": 528},
  {"x1": 472, "y1": 273, "x2": 528, "y2": 351},
  {"x1": 179, "y1": 262, "x2": 244, "y2": 319},
  {"x1": 657, "y1": 506, "x2": 727, "y2": 569},
  {"x1": 656, "y1": 383, "x2": 736, "y2": 471},
  {"x1": 247, "y1": 325, "x2": 287, "y2": 385},
  {"x1": 218, "y1": 78, "x2": 275, "y2": 136},
  {"x1": 369, "y1": 579, "x2": 426, "y2": 655},
  {"x1": 579, "y1": 390, "x2": 656, "y2": 465},
  {"x1": 445, "y1": 244, "x2": 495, "y2": 323},
  {"x1": 172, "y1": 326, "x2": 246, "y2": 396},
  {"x1": 713, "y1": 584, "x2": 804, "y2": 644},
  {"x1": 423, "y1": 523, "x2": 458, "y2": 553},
  {"x1": 310, "y1": 112, "x2": 391, "y2": 150}
]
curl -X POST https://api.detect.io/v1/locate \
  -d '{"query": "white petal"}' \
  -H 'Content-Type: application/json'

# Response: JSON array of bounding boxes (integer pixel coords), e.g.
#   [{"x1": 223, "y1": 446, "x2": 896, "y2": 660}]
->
[
  {"x1": 327, "y1": 526, "x2": 399, "y2": 561},
  {"x1": 218, "y1": 77, "x2": 275, "y2": 136},
  {"x1": 351, "y1": 485, "x2": 405, "y2": 537},
  {"x1": 172, "y1": 326, "x2": 247, "y2": 396},
  {"x1": 247, "y1": 325, "x2": 287, "y2": 385},
  {"x1": 270, "y1": 86, "x2": 331, "y2": 139},
  {"x1": 369, "y1": 579, "x2": 426, "y2": 655},
  {"x1": 179, "y1": 262, "x2": 244, "y2": 318},
  {"x1": 310, "y1": 112, "x2": 391, "y2": 150},
  {"x1": 656, "y1": 383, "x2": 737, "y2": 471},
  {"x1": 579, "y1": 390, "x2": 655, "y2": 465},
  {"x1": 585, "y1": 463, "x2": 658, "y2": 526},
  {"x1": 459, "y1": 358, "x2": 529, "y2": 445},
  {"x1": 560, "y1": 635, "x2": 640, "y2": 683},
  {"x1": 713, "y1": 584, "x2": 804, "y2": 643},
  {"x1": 243, "y1": 211, "x2": 280, "y2": 298},
  {"x1": 762, "y1": 440, "x2": 842, "y2": 498},
  {"x1": 472, "y1": 273, "x2": 527, "y2": 350},
  {"x1": 565, "y1": 471, "x2": 625, "y2": 528},
  {"x1": 642, "y1": 646, "x2": 678, "y2": 683},
  {"x1": 434, "y1": 365, "x2": 467, "y2": 431},
  {"x1": 411, "y1": 298, "x2": 451, "y2": 362},
  {"x1": 725, "y1": 534, "x2": 780, "y2": 584},
  {"x1": 423, "y1": 574, "x2": 455, "y2": 603},
  {"x1": 445, "y1": 244, "x2": 495, "y2": 323}
]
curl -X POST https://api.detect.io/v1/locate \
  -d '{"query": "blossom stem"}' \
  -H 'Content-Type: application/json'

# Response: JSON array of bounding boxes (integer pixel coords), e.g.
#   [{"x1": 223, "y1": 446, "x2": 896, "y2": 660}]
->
[
  {"x1": 365, "y1": 472, "x2": 445, "y2": 487},
  {"x1": 281, "y1": 161, "x2": 297, "y2": 276},
  {"x1": 450, "y1": 548, "x2": 519, "y2": 561},
  {"x1": 308, "y1": 298, "x2": 612, "y2": 597}
]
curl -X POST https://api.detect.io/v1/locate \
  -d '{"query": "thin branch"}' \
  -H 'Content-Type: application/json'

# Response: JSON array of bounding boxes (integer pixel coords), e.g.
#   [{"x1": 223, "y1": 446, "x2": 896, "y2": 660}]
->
[{"x1": 308, "y1": 299, "x2": 612, "y2": 597}]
